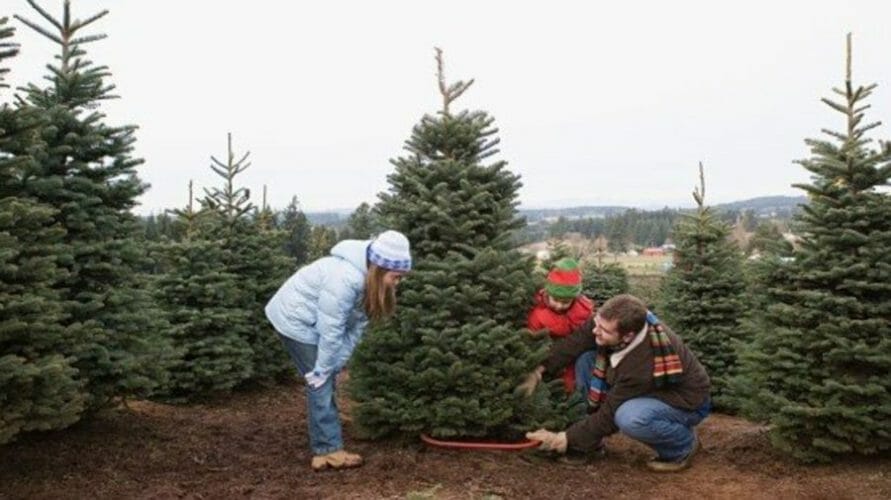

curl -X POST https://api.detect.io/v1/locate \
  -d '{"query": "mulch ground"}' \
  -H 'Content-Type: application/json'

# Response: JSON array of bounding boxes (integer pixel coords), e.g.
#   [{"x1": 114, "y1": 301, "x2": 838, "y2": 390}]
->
[{"x1": 2, "y1": 377, "x2": 890, "y2": 499}]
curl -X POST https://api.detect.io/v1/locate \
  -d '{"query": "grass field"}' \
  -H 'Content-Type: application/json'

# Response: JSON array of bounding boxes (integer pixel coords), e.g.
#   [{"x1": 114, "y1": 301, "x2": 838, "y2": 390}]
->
[{"x1": 595, "y1": 254, "x2": 672, "y2": 276}]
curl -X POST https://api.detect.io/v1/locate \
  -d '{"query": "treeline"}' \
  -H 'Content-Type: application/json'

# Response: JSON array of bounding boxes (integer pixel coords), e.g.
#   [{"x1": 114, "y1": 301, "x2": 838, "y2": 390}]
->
[{"x1": 514, "y1": 206, "x2": 781, "y2": 250}]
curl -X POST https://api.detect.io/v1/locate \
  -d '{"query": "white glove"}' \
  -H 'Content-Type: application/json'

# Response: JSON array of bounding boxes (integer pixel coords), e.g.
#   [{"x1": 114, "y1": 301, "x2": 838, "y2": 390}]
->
[
  {"x1": 305, "y1": 370, "x2": 330, "y2": 389},
  {"x1": 526, "y1": 429, "x2": 568, "y2": 453}
]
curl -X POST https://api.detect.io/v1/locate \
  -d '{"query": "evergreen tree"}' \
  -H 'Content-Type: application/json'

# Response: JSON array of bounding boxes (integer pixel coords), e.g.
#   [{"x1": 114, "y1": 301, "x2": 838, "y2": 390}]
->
[
  {"x1": 279, "y1": 195, "x2": 310, "y2": 268},
  {"x1": 255, "y1": 185, "x2": 275, "y2": 231},
  {"x1": 582, "y1": 240, "x2": 629, "y2": 306},
  {"x1": 202, "y1": 133, "x2": 292, "y2": 382},
  {"x1": 540, "y1": 237, "x2": 575, "y2": 271},
  {"x1": 660, "y1": 164, "x2": 746, "y2": 411},
  {"x1": 350, "y1": 49, "x2": 563, "y2": 440},
  {"x1": 341, "y1": 201, "x2": 377, "y2": 240},
  {"x1": 14, "y1": 1, "x2": 172, "y2": 409},
  {"x1": 0, "y1": 14, "x2": 84, "y2": 444},
  {"x1": 748, "y1": 220, "x2": 792, "y2": 257},
  {"x1": 154, "y1": 182, "x2": 253, "y2": 401},
  {"x1": 737, "y1": 36, "x2": 891, "y2": 461},
  {"x1": 307, "y1": 224, "x2": 336, "y2": 261}
]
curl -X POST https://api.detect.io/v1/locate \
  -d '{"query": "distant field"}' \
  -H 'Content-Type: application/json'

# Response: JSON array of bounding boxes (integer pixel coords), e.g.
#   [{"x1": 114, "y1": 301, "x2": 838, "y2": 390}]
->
[{"x1": 595, "y1": 254, "x2": 672, "y2": 277}]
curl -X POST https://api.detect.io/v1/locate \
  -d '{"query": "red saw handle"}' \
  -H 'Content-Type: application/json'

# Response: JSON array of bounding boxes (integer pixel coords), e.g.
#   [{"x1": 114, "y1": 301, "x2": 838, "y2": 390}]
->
[{"x1": 420, "y1": 433, "x2": 541, "y2": 451}]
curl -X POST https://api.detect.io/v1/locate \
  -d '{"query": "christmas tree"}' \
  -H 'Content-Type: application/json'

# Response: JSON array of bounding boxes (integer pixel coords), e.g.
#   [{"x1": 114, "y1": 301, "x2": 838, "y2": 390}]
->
[
  {"x1": 201, "y1": 133, "x2": 292, "y2": 382},
  {"x1": 341, "y1": 201, "x2": 378, "y2": 240},
  {"x1": 15, "y1": 0, "x2": 172, "y2": 409},
  {"x1": 307, "y1": 225, "x2": 336, "y2": 261},
  {"x1": 279, "y1": 196, "x2": 311, "y2": 268},
  {"x1": 737, "y1": 35, "x2": 891, "y2": 461},
  {"x1": 0, "y1": 14, "x2": 84, "y2": 443},
  {"x1": 350, "y1": 49, "x2": 569, "y2": 439},
  {"x1": 153, "y1": 182, "x2": 253, "y2": 401},
  {"x1": 582, "y1": 236, "x2": 629, "y2": 305},
  {"x1": 660, "y1": 164, "x2": 746, "y2": 410}
]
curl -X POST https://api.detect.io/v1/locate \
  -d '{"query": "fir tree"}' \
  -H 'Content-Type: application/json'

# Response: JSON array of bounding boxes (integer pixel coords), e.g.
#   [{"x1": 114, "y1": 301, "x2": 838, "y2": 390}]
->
[
  {"x1": 660, "y1": 164, "x2": 746, "y2": 411},
  {"x1": 582, "y1": 238, "x2": 629, "y2": 306},
  {"x1": 0, "y1": 14, "x2": 84, "y2": 444},
  {"x1": 14, "y1": 1, "x2": 173, "y2": 409},
  {"x1": 307, "y1": 224, "x2": 336, "y2": 261},
  {"x1": 540, "y1": 238, "x2": 575, "y2": 271},
  {"x1": 748, "y1": 220, "x2": 792, "y2": 257},
  {"x1": 350, "y1": 49, "x2": 563, "y2": 439},
  {"x1": 202, "y1": 133, "x2": 292, "y2": 382},
  {"x1": 279, "y1": 196, "x2": 310, "y2": 268},
  {"x1": 154, "y1": 182, "x2": 253, "y2": 401},
  {"x1": 341, "y1": 201, "x2": 377, "y2": 240},
  {"x1": 737, "y1": 35, "x2": 891, "y2": 461},
  {"x1": 255, "y1": 185, "x2": 275, "y2": 231}
]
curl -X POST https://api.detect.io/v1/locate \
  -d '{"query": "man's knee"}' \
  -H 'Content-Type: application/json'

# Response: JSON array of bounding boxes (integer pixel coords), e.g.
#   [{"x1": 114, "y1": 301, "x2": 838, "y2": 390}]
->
[{"x1": 615, "y1": 399, "x2": 656, "y2": 435}]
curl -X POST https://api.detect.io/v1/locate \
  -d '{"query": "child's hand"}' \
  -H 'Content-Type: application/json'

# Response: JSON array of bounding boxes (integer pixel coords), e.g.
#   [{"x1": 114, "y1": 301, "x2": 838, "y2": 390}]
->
[
  {"x1": 528, "y1": 328, "x2": 548, "y2": 339},
  {"x1": 515, "y1": 366, "x2": 544, "y2": 396}
]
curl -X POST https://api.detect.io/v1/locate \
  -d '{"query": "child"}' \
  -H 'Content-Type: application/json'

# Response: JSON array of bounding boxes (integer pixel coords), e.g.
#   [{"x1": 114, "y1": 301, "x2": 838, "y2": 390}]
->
[
  {"x1": 527, "y1": 258, "x2": 594, "y2": 393},
  {"x1": 266, "y1": 230, "x2": 411, "y2": 471}
]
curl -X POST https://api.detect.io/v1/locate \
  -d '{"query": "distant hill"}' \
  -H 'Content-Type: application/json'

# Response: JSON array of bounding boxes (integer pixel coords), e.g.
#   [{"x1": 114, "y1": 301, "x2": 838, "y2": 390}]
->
[
  {"x1": 305, "y1": 211, "x2": 348, "y2": 227},
  {"x1": 303, "y1": 195, "x2": 808, "y2": 228},
  {"x1": 519, "y1": 206, "x2": 629, "y2": 222},
  {"x1": 712, "y1": 195, "x2": 807, "y2": 217},
  {"x1": 517, "y1": 195, "x2": 806, "y2": 222}
]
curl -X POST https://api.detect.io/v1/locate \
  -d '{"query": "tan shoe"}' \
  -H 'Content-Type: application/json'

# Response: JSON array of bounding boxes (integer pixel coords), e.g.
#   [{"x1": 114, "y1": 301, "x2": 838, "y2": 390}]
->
[
  {"x1": 646, "y1": 433, "x2": 701, "y2": 473},
  {"x1": 311, "y1": 450, "x2": 364, "y2": 471}
]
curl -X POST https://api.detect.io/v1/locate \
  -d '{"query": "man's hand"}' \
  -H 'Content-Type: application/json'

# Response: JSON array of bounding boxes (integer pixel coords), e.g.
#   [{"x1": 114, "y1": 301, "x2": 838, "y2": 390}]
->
[
  {"x1": 515, "y1": 366, "x2": 544, "y2": 396},
  {"x1": 526, "y1": 429, "x2": 567, "y2": 453}
]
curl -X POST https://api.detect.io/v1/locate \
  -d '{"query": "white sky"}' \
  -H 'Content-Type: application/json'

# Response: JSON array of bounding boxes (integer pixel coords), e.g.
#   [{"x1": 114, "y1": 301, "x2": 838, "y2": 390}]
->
[{"x1": 5, "y1": 1, "x2": 891, "y2": 214}]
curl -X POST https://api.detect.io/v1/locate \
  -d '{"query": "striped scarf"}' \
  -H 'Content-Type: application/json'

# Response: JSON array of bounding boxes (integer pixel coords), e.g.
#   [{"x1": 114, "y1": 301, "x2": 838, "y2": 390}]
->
[{"x1": 587, "y1": 321, "x2": 683, "y2": 409}]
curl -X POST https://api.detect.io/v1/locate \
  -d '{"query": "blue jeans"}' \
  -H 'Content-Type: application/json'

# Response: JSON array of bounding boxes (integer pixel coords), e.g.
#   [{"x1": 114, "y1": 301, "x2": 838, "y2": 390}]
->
[
  {"x1": 615, "y1": 396, "x2": 711, "y2": 461},
  {"x1": 574, "y1": 350, "x2": 596, "y2": 394},
  {"x1": 278, "y1": 335, "x2": 343, "y2": 455}
]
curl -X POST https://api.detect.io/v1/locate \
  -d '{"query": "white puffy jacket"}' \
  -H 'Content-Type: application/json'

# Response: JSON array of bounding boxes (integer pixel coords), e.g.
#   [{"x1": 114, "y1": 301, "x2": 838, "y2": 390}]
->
[{"x1": 265, "y1": 239, "x2": 370, "y2": 377}]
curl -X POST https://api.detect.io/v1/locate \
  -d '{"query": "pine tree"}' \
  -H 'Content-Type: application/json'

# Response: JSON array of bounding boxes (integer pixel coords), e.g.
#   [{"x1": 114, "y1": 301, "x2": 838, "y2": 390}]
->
[
  {"x1": 14, "y1": 1, "x2": 173, "y2": 409},
  {"x1": 154, "y1": 182, "x2": 253, "y2": 401},
  {"x1": 748, "y1": 220, "x2": 792, "y2": 257},
  {"x1": 279, "y1": 196, "x2": 310, "y2": 268},
  {"x1": 737, "y1": 36, "x2": 891, "y2": 462},
  {"x1": 660, "y1": 164, "x2": 746, "y2": 411},
  {"x1": 202, "y1": 133, "x2": 292, "y2": 382},
  {"x1": 307, "y1": 224, "x2": 336, "y2": 261},
  {"x1": 255, "y1": 185, "x2": 275, "y2": 231},
  {"x1": 0, "y1": 14, "x2": 84, "y2": 444},
  {"x1": 582, "y1": 239, "x2": 629, "y2": 306},
  {"x1": 540, "y1": 238, "x2": 575, "y2": 271},
  {"x1": 341, "y1": 201, "x2": 377, "y2": 240},
  {"x1": 350, "y1": 49, "x2": 566, "y2": 440}
]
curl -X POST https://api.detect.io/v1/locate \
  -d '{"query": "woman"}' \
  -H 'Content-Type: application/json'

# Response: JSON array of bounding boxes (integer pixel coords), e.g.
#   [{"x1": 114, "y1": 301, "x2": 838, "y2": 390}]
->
[{"x1": 266, "y1": 230, "x2": 411, "y2": 470}]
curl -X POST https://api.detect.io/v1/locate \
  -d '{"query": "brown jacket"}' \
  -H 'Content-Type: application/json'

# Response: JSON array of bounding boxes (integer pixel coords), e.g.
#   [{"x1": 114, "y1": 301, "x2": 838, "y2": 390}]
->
[{"x1": 543, "y1": 316, "x2": 710, "y2": 452}]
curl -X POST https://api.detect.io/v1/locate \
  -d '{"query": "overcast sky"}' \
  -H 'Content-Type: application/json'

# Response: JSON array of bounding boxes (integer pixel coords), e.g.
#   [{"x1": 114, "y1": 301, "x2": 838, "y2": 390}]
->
[{"x1": 6, "y1": 1, "x2": 891, "y2": 214}]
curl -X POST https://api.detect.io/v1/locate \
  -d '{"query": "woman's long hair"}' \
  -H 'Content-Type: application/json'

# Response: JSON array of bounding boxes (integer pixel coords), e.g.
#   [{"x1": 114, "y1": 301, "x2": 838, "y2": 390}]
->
[{"x1": 364, "y1": 263, "x2": 397, "y2": 323}]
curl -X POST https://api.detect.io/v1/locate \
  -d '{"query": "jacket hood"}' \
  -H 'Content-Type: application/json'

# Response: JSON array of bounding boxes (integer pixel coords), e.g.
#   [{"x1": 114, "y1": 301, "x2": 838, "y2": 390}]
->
[{"x1": 330, "y1": 239, "x2": 370, "y2": 275}]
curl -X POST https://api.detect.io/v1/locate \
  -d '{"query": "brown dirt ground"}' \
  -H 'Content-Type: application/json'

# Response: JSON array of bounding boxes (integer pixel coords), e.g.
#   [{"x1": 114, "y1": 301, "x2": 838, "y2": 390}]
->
[{"x1": 1, "y1": 377, "x2": 889, "y2": 500}]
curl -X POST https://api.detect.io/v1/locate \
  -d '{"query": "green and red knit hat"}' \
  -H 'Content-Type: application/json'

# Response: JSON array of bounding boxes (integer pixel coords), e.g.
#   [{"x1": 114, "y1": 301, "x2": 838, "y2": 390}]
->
[{"x1": 545, "y1": 258, "x2": 583, "y2": 299}]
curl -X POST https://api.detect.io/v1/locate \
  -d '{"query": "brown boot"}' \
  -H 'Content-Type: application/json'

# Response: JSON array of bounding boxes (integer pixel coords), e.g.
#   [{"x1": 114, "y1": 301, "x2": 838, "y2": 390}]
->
[
  {"x1": 646, "y1": 432, "x2": 701, "y2": 473},
  {"x1": 311, "y1": 450, "x2": 364, "y2": 471}
]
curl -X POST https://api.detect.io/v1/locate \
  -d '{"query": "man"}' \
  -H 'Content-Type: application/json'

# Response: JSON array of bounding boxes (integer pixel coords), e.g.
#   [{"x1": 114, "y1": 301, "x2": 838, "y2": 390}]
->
[{"x1": 519, "y1": 294, "x2": 711, "y2": 472}]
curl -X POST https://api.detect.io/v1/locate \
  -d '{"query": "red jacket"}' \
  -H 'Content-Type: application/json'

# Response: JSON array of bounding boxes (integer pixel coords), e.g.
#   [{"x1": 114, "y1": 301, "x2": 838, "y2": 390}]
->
[
  {"x1": 526, "y1": 290, "x2": 594, "y2": 392},
  {"x1": 527, "y1": 290, "x2": 594, "y2": 338}
]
